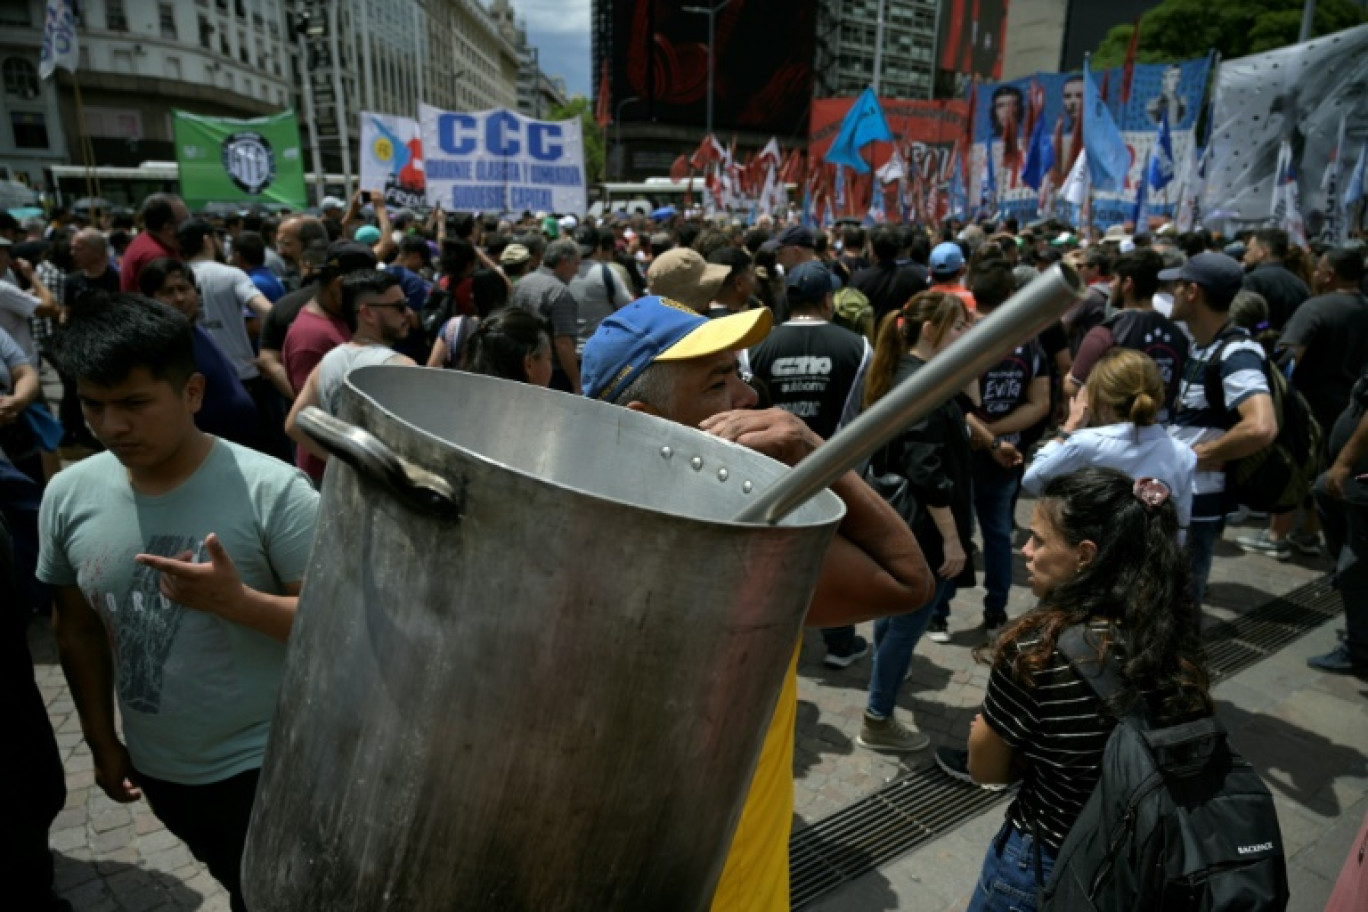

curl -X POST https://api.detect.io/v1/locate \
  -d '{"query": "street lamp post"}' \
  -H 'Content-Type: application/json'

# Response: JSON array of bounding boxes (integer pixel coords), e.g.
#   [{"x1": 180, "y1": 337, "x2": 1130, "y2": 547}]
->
[{"x1": 682, "y1": 0, "x2": 732, "y2": 140}]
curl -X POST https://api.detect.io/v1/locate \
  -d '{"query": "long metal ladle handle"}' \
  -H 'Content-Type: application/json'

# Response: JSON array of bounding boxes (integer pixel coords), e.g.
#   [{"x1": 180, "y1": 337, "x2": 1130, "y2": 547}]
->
[
  {"x1": 733, "y1": 264, "x2": 1086, "y2": 526},
  {"x1": 296, "y1": 406, "x2": 465, "y2": 520}
]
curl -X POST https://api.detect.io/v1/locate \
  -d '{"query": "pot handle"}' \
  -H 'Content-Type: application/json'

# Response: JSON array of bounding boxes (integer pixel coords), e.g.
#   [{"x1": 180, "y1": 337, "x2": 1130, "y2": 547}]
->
[{"x1": 296, "y1": 407, "x2": 463, "y2": 520}]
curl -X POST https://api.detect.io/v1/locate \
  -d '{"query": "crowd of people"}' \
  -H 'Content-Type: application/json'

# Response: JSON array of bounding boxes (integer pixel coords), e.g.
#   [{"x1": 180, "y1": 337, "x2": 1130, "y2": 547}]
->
[{"x1": 4, "y1": 189, "x2": 1367, "y2": 910}]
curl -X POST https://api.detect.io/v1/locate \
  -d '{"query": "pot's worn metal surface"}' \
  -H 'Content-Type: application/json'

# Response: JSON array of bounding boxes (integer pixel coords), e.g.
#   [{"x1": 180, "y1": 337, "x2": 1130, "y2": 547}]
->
[{"x1": 241, "y1": 367, "x2": 846, "y2": 912}]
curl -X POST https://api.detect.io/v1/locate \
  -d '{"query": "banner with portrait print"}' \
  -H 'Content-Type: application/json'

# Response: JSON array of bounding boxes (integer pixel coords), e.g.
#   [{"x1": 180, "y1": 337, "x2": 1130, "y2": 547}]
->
[{"x1": 969, "y1": 55, "x2": 1214, "y2": 227}]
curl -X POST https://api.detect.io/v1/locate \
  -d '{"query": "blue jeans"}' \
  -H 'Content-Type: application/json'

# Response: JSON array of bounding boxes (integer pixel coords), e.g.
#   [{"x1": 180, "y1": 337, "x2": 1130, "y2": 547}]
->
[
  {"x1": 973, "y1": 463, "x2": 1020, "y2": 618},
  {"x1": 967, "y1": 819, "x2": 1056, "y2": 912},
  {"x1": 867, "y1": 579, "x2": 952, "y2": 718},
  {"x1": 1186, "y1": 518, "x2": 1224, "y2": 608}
]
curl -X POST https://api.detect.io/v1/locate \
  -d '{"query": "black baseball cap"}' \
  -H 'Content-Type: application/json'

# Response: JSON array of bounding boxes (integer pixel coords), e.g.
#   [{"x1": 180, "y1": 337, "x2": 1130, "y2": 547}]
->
[
  {"x1": 776, "y1": 225, "x2": 816, "y2": 248},
  {"x1": 785, "y1": 261, "x2": 840, "y2": 305},
  {"x1": 323, "y1": 240, "x2": 378, "y2": 276},
  {"x1": 1158, "y1": 252, "x2": 1243, "y2": 306}
]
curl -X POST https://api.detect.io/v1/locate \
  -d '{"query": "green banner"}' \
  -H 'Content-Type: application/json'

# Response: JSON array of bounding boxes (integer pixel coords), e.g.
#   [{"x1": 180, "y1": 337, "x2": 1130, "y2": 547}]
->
[{"x1": 173, "y1": 109, "x2": 307, "y2": 211}]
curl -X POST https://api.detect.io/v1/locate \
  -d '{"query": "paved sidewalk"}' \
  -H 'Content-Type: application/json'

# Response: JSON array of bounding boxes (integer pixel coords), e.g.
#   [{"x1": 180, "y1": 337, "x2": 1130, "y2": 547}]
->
[{"x1": 26, "y1": 493, "x2": 1357, "y2": 910}]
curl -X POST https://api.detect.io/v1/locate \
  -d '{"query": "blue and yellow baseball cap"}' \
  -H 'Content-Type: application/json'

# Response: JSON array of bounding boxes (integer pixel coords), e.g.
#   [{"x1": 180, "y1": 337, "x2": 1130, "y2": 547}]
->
[{"x1": 582, "y1": 296, "x2": 772, "y2": 402}]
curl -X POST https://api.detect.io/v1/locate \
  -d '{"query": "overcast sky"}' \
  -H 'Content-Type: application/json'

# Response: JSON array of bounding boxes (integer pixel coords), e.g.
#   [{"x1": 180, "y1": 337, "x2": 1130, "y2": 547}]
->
[{"x1": 518, "y1": 0, "x2": 592, "y2": 98}]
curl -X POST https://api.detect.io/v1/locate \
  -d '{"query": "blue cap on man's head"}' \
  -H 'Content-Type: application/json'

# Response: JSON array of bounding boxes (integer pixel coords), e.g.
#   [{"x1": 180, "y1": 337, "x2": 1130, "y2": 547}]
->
[
  {"x1": 786, "y1": 261, "x2": 840, "y2": 306},
  {"x1": 930, "y1": 242, "x2": 965, "y2": 276},
  {"x1": 581, "y1": 295, "x2": 772, "y2": 402}
]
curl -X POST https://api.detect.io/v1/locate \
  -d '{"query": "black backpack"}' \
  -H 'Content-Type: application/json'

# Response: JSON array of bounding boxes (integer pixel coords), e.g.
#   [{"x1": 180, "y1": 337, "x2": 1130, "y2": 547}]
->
[
  {"x1": 420, "y1": 285, "x2": 457, "y2": 346},
  {"x1": 1041, "y1": 626, "x2": 1289, "y2": 912},
  {"x1": 1201, "y1": 328, "x2": 1322, "y2": 514}
]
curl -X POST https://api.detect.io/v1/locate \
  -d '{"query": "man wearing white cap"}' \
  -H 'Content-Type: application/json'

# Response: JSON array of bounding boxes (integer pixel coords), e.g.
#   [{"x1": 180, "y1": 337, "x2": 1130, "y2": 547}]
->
[{"x1": 581, "y1": 297, "x2": 932, "y2": 912}]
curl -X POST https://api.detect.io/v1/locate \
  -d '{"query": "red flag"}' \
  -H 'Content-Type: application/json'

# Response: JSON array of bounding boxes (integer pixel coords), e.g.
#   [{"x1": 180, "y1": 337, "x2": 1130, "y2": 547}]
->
[
  {"x1": 1100, "y1": 70, "x2": 1111, "y2": 105},
  {"x1": 594, "y1": 60, "x2": 612, "y2": 129},
  {"x1": 689, "y1": 135, "x2": 720, "y2": 170},
  {"x1": 669, "y1": 154, "x2": 689, "y2": 183},
  {"x1": 1120, "y1": 19, "x2": 1142, "y2": 107}
]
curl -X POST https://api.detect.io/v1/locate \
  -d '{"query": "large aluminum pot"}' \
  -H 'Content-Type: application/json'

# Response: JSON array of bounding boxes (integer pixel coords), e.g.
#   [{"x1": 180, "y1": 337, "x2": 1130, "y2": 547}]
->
[{"x1": 241, "y1": 365, "x2": 846, "y2": 911}]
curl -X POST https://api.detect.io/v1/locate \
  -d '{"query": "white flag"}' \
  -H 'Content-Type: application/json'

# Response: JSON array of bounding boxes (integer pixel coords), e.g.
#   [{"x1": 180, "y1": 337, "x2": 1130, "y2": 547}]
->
[
  {"x1": 1061, "y1": 151, "x2": 1090, "y2": 207},
  {"x1": 876, "y1": 147, "x2": 906, "y2": 185},
  {"x1": 39, "y1": 0, "x2": 79, "y2": 80}
]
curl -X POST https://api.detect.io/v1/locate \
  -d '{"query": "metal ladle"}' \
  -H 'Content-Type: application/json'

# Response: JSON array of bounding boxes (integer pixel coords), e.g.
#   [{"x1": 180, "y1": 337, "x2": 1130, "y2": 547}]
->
[{"x1": 733, "y1": 263, "x2": 1085, "y2": 525}]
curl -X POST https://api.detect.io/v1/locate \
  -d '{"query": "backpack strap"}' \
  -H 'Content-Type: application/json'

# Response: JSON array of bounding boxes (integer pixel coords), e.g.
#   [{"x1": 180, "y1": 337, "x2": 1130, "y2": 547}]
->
[
  {"x1": 1057, "y1": 625, "x2": 1149, "y2": 730},
  {"x1": 601, "y1": 263, "x2": 619, "y2": 309}
]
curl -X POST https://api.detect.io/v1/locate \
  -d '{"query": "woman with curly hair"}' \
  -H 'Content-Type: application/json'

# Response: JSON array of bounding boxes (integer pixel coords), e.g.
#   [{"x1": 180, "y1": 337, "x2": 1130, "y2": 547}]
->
[{"x1": 961, "y1": 467, "x2": 1212, "y2": 911}]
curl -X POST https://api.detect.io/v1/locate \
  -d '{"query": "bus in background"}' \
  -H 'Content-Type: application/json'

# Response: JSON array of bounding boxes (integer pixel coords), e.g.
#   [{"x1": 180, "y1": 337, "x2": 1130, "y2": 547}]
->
[
  {"x1": 46, "y1": 161, "x2": 350, "y2": 212},
  {"x1": 591, "y1": 177, "x2": 799, "y2": 220}
]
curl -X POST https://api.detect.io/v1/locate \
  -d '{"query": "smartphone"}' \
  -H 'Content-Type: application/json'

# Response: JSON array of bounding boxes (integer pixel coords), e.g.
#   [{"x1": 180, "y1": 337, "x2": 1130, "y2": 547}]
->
[{"x1": 359, "y1": 190, "x2": 371, "y2": 204}]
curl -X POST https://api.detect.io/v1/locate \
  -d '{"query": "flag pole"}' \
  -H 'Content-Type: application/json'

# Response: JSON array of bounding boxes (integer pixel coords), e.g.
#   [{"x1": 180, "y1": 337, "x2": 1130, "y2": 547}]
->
[{"x1": 70, "y1": 71, "x2": 101, "y2": 214}]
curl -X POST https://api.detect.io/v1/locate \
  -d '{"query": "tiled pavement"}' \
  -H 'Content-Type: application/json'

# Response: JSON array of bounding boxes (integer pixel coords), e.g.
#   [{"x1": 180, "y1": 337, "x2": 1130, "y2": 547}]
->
[{"x1": 25, "y1": 486, "x2": 1356, "y2": 910}]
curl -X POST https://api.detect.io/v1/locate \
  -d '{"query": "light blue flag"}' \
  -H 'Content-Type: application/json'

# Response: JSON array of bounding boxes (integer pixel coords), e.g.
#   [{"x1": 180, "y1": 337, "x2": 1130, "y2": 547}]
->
[
  {"x1": 1147, "y1": 107, "x2": 1175, "y2": 194},
  {"x1": 1345, "y1": 138, "x2": 1368, "y2": 209},
  {"x1": 1083, "y1": 57, "x2": 1131, "y2": 192},
  {"x1": 1021, "y1": 113, "x2": 1054, "y2": 192},
  {"x1": 825, "y1": 87, "x2": 893, "y2": 175}
]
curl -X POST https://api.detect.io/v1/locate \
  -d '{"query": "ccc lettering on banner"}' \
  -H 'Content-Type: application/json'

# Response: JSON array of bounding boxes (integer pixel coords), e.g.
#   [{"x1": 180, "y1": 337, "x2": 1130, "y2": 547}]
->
[{"x1": 437, "y1": 113, "x2": 564, "y2": 162}]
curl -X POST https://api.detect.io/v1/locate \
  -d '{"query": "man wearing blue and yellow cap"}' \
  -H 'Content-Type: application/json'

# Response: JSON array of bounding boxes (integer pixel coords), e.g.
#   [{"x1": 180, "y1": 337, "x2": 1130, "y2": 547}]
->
[{"x1": 582, "y1": 297, "x2": 933, "y2": 912}]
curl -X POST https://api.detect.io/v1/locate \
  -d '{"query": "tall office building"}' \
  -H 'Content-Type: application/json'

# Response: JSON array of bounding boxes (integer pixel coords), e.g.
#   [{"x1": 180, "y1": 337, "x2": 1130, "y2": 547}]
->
[
  {"x1": 814, "y1": 0, "x2": 940, "y2": 100},
  {"x1": 489, "y1": 0, "x2": 569, "y2": 119}
]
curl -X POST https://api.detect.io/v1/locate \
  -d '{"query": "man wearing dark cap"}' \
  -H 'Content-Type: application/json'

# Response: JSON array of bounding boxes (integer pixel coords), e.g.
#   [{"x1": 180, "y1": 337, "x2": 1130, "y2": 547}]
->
[
  {"x1": 748, "y1": 260, "x2": 875, "y2": 670},
  {"x1": 929, "y1": 241, "x2": 976, "y2": 311},
  {"x1": 580, "y1": 296, "x2": 931, "y2": 912},
  {"x1": 775, "y1": 225, "x2": 820, "y2": 274},
  {"x1": 1162, "y1": 252, "x2": 1278, "y2": 606},
  {"x1": 282, "y1": 240, "x2": 379, "y2": 480}
]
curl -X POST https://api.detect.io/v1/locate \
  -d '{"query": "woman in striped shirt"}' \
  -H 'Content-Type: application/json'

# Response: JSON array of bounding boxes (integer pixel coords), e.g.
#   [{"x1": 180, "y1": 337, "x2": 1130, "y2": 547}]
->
[{"x1": 965, "y1": 467, "x2": 1212, "y2": 912}]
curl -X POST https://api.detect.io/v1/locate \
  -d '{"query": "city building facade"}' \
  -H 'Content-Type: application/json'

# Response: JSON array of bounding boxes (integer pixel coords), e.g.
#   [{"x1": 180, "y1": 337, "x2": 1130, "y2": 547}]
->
[
  {"x1": 1001, "y1": 0, "x2": 1164, "y2": 79},
  {"x1": 0, "y1": 0, "x2": 546, "y2": 192},
  {"x1": 489, "y1": 0, "x2": 568, "y2": 118},
  {"x1": 814, "y1": 0, "x2": 940, "y2": 100}
]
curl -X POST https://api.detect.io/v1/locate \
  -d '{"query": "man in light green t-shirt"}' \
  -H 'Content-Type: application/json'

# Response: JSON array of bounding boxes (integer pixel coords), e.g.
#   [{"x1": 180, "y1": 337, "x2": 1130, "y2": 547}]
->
[{"x1": 38, "y1": 294, "x2": 318, "y2": 912}]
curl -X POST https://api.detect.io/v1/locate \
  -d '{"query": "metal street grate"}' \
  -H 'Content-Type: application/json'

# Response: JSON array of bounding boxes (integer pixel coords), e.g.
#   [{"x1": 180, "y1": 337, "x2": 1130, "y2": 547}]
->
[{"x1": 789, "y1": 574, "x2": 1341, "y2": 908}]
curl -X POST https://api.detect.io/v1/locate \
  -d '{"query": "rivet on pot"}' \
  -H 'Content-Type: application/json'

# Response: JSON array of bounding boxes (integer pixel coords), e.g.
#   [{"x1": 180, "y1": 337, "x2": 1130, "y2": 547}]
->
[
  {"x1": 717, "y1": 468, "x2": 729, "y2": 482},
  {"x1": 742, "y1": 480, "x2": 754, "y2": 494},
  {"x1": 690, "y1": 456, "x2": 704, "y2": 471},
  {"x1": 660, "y1": 446, "x2": 673, "y2": 460}
]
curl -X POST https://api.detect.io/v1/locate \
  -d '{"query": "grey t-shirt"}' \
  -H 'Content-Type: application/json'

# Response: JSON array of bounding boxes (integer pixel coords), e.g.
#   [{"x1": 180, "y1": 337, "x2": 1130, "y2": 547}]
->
[
  {"x1": 190, "y1": 260, "x2": 263, "y2": 381},
  {"x1": 569, "y1": 260, "x2": 632, "y2": 354},
  {"x1": 317, "y1": 343, "x2": 405, "y2": 415},
  {"x1": 509, "y1": 266, "x2": 578, "y2": 338},
  {"x1": 37, "y1": 440, "x2": 319, "y2": 783}
]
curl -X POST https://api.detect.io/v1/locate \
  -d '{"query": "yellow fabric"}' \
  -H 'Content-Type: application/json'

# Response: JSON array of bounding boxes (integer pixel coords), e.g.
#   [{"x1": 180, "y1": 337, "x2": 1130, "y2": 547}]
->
[
  {"x1": 709, "y1": 642, "x2": 801, "y2": 912},
  {"x1": 657, "y1": 306, "x2": 773, "y2": 361}
]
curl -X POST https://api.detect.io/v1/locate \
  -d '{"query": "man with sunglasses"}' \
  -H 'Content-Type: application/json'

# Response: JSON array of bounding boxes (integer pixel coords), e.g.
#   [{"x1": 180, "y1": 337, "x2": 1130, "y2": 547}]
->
[
  {"x1": 284, "y1": 271, "x2": 413, "y2": 475},
  {"x1": 1161, "y1": 253, "x2": 1277, "y2": 607}
]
